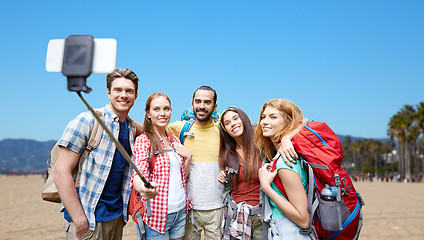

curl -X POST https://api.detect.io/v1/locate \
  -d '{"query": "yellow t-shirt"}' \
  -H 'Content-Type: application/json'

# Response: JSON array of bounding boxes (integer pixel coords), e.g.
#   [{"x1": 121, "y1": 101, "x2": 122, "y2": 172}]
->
[{"x1": 167, "y1": 120, "x2": 224, "y2": 210}]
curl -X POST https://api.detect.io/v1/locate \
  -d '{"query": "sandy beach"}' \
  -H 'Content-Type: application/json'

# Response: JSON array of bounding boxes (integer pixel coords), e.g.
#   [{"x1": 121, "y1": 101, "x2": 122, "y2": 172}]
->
[{"x1": 0, "y1": 175, "x2": 423, "y2": 240}]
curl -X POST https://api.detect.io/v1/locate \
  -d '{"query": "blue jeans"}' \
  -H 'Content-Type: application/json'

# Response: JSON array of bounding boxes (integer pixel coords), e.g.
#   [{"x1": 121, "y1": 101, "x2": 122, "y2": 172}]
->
[{"x1": 145, "y1": 208, "x2": 186, "y2": 240}]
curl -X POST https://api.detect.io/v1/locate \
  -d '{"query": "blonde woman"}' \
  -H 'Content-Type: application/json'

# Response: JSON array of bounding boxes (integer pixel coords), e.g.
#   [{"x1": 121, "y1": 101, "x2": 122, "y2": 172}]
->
[{"x1": 255, "y1": 99, "x2": 311, "y2": 240}]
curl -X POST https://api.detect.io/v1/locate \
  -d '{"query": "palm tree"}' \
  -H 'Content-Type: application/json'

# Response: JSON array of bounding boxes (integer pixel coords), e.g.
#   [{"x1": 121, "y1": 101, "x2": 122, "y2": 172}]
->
[
  {"x1": 350, "y1": 139, "x2": 363, "y2": 173},
  {"x1": 416, "y1": 102, "x2": 424, "y2": 173},
  {"x1": 342, "y1": 136, "x2": 353, "y2": 170},
  {"x1": 388, "y1": 112, "x2": 406, "y2": 179},
  {"x1": 380, "y1": 140, "x2": 393, "y2": 180},
  {"x1": 402, "y1": 105, "x2": 418, "y2": 181},
  {"x1": 417, "y1": 136, "x2": 424, "y2": 174},
  {"x1": 416, "y1": 102, "x2": 424, "y2": 133},
  {"x1": 388, "y1": 105, "x2": 418, "y2": 181},
  {"x1": 368, "y1": 139, "x2": 382, "y2": 175},
  {"x1": 407, "y1": 125, "x2": 420, "y2": 177}
]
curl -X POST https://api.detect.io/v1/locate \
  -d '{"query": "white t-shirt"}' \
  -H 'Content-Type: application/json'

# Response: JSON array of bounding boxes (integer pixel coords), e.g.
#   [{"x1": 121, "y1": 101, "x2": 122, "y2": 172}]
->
[
  {"x1": 166, "y1": 150, "x2": 186, "y2": 213},
  {"x1": 167, "y1": 120, "x2": 224, "y2": 210}
]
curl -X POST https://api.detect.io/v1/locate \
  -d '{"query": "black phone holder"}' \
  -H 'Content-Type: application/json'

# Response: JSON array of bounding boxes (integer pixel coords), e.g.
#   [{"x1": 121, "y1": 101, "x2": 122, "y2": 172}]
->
[{"x1": 62, "y1": 35, "x2": 94, "y2": 93}]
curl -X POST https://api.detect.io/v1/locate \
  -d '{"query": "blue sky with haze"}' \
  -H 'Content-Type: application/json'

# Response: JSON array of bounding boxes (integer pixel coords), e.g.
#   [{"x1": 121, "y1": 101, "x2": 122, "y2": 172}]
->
[{"x1": 0, "y1": 0, "x2": 423, "y2": 141}]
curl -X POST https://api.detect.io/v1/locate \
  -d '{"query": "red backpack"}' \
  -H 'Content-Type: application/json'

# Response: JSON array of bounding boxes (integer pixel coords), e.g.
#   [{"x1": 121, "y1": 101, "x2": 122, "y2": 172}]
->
[
  {"x1": 128, "y1": 147, "x2": 158, "y2": 223},
  {"x1": 271, "y1": 121, "x2": 364, "y2": 240}
]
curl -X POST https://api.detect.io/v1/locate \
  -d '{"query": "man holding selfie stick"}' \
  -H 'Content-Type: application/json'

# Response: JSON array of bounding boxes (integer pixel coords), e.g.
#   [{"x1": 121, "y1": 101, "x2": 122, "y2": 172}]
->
[{"x1": 54, "y1": 67, "x2": 146, "y2": 239}]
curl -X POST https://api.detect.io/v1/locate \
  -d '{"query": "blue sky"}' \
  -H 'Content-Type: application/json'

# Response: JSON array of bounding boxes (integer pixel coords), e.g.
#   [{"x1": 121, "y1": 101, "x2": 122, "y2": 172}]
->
[{"x1": 1, "y1": 0, "x2": 423, "y2": 141}]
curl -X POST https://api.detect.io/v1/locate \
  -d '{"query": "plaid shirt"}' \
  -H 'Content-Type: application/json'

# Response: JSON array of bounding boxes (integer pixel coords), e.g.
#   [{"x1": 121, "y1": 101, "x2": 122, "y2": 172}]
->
[
  {"x1": 132, "y1": 132, "x2": 192, "y2": 234},
  {"x1": 58, "y1": 104, "x2": 135, "y2": 230},
  {"x1": 229, "y1": 202, "x2": 253, "y2": 240}
]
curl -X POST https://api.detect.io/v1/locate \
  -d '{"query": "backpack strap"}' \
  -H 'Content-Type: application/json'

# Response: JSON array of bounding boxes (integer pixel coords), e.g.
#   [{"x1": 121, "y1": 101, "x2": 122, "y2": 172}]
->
[
  {"x1": 296, "y1": 161, "x2": 318, "y2": 239},
  {"x1": 352, "y1": 192, "x2": 365, "y2": 240},
  {"x1": 148, "y1": 147, "x2": 160, "y2": 174},
  {"x1": 301, "y1": 158, "x2": 317, "y2": 212},
  {"x1": 145, "y1": 146, "x2": 160, "y2": 218},
  {"x1": 301, "y1": 158, "x2": 325, "y2": 240},
  {"x1": 259, "y1": 154, "x2": 272, "y2": 240},
  {"x1": 179, "y1": 119, "x2": 195, "y2": 144},
  {"x1": 221, "y1": 166, "x2": 236, "y2": 240},
  {"x1": 222, "y1": 198, "x2": 237, "y2": 240},
  {"x1": 75, "y1": 110, "x2": 104, "y2": 187}
]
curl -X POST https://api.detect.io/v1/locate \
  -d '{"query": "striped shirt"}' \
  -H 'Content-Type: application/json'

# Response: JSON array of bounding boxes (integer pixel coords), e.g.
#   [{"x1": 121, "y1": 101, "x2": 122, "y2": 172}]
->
[
  {"x1": 132, "y1": 132, "x2": 192, "y2": 234},
  {"x1": 58, "y1": 104, "x2": 135, "y2": 230}
]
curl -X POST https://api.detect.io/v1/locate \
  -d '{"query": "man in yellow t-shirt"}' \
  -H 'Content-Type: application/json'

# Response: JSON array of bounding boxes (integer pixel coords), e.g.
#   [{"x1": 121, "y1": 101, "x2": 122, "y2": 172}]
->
[{"x1": 167, "y1": 86, "x2": 224, "y2": 240}]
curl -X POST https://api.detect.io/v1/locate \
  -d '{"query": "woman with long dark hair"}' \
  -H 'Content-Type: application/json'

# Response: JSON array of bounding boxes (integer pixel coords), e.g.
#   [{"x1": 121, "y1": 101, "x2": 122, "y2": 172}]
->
[{"x1": 217, "y1": 107, "x2": 263, "y2": 240}]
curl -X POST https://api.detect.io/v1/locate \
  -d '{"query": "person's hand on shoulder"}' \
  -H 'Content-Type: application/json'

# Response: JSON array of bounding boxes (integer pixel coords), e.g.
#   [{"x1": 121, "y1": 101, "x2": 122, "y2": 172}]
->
[
  {"x1": 273, "y1": 117, "x2": 309, "y2": 167},
  {"x1": 273, "y1": 135, "x2": 298, "y2": 168}
]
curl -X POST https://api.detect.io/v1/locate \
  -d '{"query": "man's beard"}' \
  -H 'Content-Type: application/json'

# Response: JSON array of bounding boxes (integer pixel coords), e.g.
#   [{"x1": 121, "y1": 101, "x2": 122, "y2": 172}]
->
[{"x1": 194, "y1": 108, "x2": 213, "y2": 122}]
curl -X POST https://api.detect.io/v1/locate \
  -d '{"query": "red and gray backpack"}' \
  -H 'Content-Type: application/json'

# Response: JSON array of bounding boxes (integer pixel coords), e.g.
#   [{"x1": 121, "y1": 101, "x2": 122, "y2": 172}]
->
[{"x1": 271, "y1": 121, "x2": 365, "y2": 240}]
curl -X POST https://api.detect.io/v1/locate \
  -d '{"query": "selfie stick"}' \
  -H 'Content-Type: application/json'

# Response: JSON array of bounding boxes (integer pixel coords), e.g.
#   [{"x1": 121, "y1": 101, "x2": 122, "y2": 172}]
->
[{"x1": 49, "y1": 35, "x2": 152, "y2": 188}]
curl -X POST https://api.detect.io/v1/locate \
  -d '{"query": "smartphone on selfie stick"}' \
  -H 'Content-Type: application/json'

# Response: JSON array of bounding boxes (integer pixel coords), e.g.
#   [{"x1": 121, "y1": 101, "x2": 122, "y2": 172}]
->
[{"x1": 46, "y1": 35, "x2": 152, "y2": 188}]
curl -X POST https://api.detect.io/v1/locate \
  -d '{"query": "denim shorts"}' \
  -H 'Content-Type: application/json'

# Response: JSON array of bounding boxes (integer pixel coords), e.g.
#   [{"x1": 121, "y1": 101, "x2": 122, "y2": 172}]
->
[
  {"x1": 268, "y1": 216, "x2": 311, "y2": 240},
  {"x1": 145, "y1": 208, "x2": 186, "y2": 239}
]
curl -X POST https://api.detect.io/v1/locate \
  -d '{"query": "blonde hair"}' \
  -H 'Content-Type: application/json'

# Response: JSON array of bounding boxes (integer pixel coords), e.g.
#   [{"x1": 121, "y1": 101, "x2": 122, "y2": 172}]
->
[{"x1": 254, "y1": 99, "x2": 303, "y2": 160}]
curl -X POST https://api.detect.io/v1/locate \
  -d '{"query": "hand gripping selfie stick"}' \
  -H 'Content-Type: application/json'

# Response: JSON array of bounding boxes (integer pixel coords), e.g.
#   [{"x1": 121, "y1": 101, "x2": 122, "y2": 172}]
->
[{"x1": 47, "y1": 35, "x2": 152, "y2": 188}]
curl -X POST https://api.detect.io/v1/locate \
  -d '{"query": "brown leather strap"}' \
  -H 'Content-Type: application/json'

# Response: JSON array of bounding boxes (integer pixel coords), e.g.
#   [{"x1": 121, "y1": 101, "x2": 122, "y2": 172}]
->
[{"x1": 75, "y1": 110, "x2": 104, "y2": 187}]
